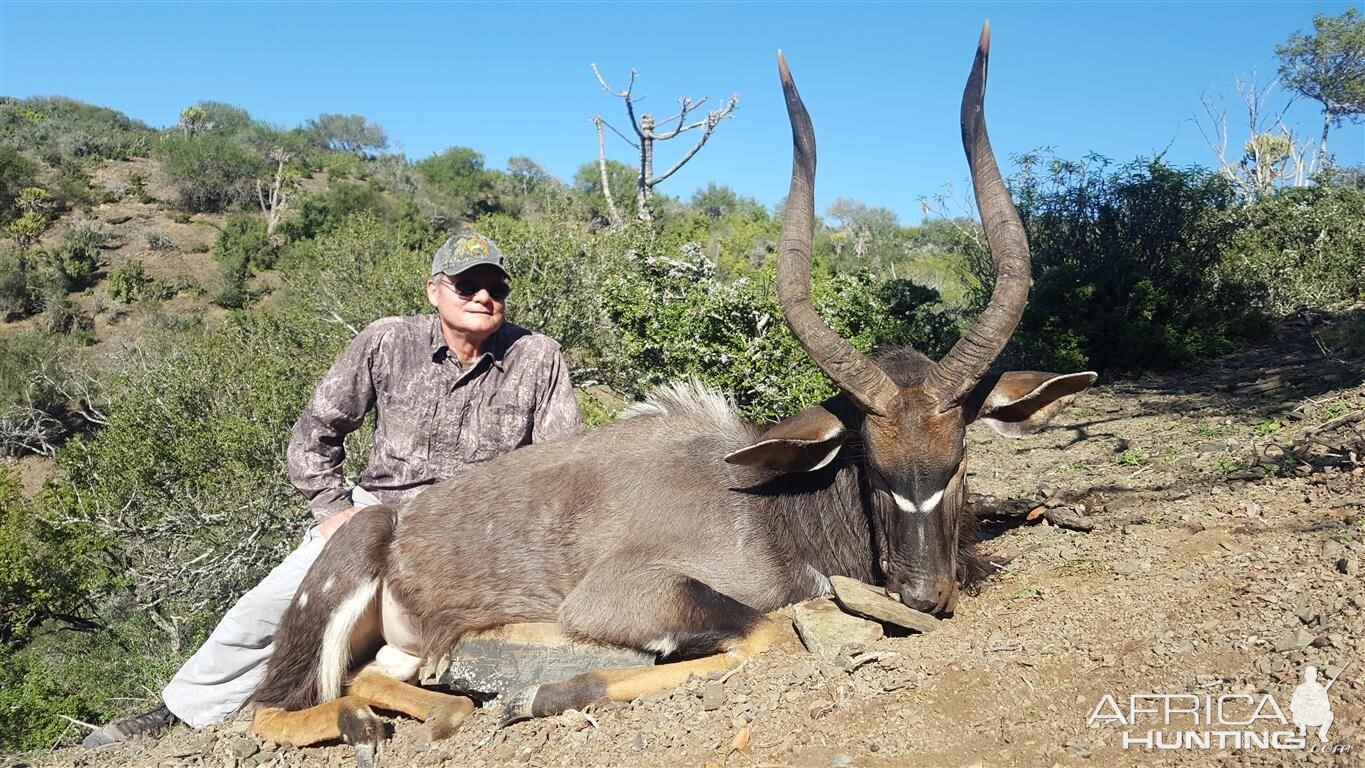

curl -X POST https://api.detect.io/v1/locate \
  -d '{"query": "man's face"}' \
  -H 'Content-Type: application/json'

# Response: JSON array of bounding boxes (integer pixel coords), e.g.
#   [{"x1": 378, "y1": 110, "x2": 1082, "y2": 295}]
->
[{"x1": 425, "y1": 265, "x2": 508, "y2": 340}]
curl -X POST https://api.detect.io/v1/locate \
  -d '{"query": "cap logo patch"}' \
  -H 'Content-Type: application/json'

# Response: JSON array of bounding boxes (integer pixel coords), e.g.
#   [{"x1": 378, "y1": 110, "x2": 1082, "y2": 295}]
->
[{"x1": 464, "y1": 237, "x2": 491, "y2": 256}]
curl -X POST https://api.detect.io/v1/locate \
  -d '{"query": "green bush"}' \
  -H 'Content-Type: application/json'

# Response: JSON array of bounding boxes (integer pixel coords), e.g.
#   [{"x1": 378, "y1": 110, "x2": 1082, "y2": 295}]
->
[
  {"x1": 37, "y1": 294, "x2": 94, "y2": 339},
  {"x1": 1004, "y1": 153, "x2": 1266, "y2": 373},
  {"x1": 417, "y1": 146, "x2": 505, "y2": 219},
  {"x1": 283, "y1": 181, "x2": 391, "y2": 241},
  {"x1": 0, "y1": 145, "x2": 37, "y2": 223},
  {"x1": 0, "y1": 246, "x2": 40, "y2": 319},
  {"x1": 601, "y1": 240, "x2": 927, "y2": 421},
  {"x1": 45, "y1": 223, "x2": 106, "y2": 290},
  {"x1": 1222, "y1": 180, "x2": 1365, "y2": 311},
  {"x1": 51, "y1": 310, "x2": 339, "y2": 636},
  {"x1": 6, "y1": 210, "x2": 48, "y2": 249},
  {"x1": 0, "y1": 96, "x2": 155, "y2": 162},
  {"x1": 212, "y1": 215, "x2": 271, "y2": 308},
  {"x1": 107, "y1": 260, "x2": 151, "y2": 304},
  {"x1": 157, "y1": 134, "x2": 266, "y2": 212}
]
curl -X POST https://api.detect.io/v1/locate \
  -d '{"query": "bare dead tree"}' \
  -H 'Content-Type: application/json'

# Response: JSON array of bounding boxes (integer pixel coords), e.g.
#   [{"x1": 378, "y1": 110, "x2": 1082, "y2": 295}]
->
[
  {"x1": 257, "y1": 148, "x2": 296, "y2": 237},
  {"x1": 1196, "y1": 74, "x2": 1319, "y2": 201},
  {"x1": 591, "y1": 65, "x2": 739, "y2": 223}
]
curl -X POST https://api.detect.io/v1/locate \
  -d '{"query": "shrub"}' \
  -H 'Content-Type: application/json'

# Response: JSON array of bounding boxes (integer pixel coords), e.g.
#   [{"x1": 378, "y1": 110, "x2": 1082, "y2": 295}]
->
[
  {"x1": 107, "y1": 260, "x2": 151, "y2": 304},
  {"x1": 282, "y1": 181, "x2": 391, "y2": 241},
  {"x1": 0, "y1": 145, "x2": 37, "y2": 222},
  {"x1": 46, "y1": 223, "x2": 106, "y2": 290},
  {"x1": 157, "y1": 134, "x2": 266, "y2": 212},
  {"x1": 215, "y1": 215, "x2": 272, "y2": 271},
  {"x1": 601, "y1": 239, "x2": 926, "y2": 421},
  {"x1": 1003, "y1": 153, "x2": 1265, "y2": 373},
  {"x1": 37, "y1": 294, "x2": 94, "y2": 339},
  {"x1": 417, "y1": 146, "x2": 505, "y2": 219},
  {"x1": 6, "y1": 211, "x2": 48, "y2": 249},
  {"x1": 144, "y1": 231, "x2": 173, "y2": 252},
  {"x1": 1221, "y1": 181, "x2": 1365, "y2": 311},
  {"x1": 0, "y1": 96, "x2": 155, "y2": 163},
  {"x1": 0, "y1": 247, "x2": 39, "y2": 319}
]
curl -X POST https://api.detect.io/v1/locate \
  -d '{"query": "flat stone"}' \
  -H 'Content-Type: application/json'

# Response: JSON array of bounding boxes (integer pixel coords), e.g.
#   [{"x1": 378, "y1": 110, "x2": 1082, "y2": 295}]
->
[
  {"x1": 701, "y1": 681, "x2": 725, "y2": 711},
  {"x1": 792, "y1": 598, "x2": 883, "y2": 659},
  {"x1": 1274, "y1": 628, "x2": 1315, "y2": 653},
  {"x1": 229, "y1": 737, "x2": 258, "y2": 760},
  {"x1": 829, "y1": 576, "x2": 939, "y2": 633}
]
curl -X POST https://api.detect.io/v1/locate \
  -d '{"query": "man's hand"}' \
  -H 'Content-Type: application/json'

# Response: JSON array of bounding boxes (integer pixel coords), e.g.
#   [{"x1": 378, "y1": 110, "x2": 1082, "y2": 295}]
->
[{"x1": 318, "y1": 505, "x2": 363, "y2": 540}]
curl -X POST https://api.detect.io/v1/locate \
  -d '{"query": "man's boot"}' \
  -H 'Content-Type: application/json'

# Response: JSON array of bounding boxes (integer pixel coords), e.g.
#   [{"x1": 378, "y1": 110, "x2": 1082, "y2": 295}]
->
[{"x1": 82, "y1": 703, "x2": 178, "y2": 747}]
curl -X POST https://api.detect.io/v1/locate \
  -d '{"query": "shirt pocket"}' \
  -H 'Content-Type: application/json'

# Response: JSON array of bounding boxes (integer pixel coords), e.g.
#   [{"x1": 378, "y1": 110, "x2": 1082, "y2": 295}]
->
[{"x1": 474, "y1": 402, "x2": 533, "y2": 461}]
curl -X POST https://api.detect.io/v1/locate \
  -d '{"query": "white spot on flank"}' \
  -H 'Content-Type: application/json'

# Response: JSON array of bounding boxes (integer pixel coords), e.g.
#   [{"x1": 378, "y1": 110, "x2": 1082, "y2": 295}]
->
[
  {"x1": 644, "y1": 635, "x2": 679, "y2": 658},
  {"x1": 298, "y1": 592, "x2": 309, "y2": 609},
  {"x1": 317, "y1": 579, "x2": 377, "y2": 703},
  {"x1": 891, "y1": 489, "x2": 944, "y2": 515},
  {"x1": 322, "y1": 576, "x2": 336, "y2": 593}
]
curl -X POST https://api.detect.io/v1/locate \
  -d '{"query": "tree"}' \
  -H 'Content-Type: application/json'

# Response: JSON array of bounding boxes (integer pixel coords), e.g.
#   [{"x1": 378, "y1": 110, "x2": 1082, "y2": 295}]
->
[
  {"x1": 507, "y1": 156, "x2": 553, "y2": 196},
  {"x1": 257, "y1": 148, "x2": 300, "y2": 237},
  {"x1": 305, "y1": 113, "x2": 389, "y2": 156},
  {"x1": 417, "y1": 146, "x2": 502, "y2": 218},
  {"x1": 591, "y1": 66, "x2": 738, "y2": 225},
  {"x1": 1275, "y1": 7, "x2": 1365, "y2": 161},
  {"x1": 1196, "y1": 75, "x2": 1317, "y2": 200},
  {"x1": 691, "y1": 183, "x2": 765, "y2": 220},
  {"x1": 824, "y1": 198, "x2": 904, "y2": 272}
]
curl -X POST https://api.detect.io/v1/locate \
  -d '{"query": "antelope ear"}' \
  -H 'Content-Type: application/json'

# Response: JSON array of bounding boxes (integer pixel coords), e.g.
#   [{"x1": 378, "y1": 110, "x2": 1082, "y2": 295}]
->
[
  {"x1": 724, "y1": 404, "x2": 848, "y2": 472},
  {"x1": 966, "y1": 371, "x2": 1098, "y2": 438}
]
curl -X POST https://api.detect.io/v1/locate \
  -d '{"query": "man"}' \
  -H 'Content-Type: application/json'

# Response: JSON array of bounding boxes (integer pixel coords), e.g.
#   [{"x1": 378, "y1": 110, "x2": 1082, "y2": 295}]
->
[{"x1": 85, "y1": 233, "x2": 584, "y2": 745}]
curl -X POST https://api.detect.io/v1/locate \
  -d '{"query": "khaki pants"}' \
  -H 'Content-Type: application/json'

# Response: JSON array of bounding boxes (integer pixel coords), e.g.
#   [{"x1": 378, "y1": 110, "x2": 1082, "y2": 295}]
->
[{"x1": 161, "y1": 487, "x2": 381, "y2": 728}]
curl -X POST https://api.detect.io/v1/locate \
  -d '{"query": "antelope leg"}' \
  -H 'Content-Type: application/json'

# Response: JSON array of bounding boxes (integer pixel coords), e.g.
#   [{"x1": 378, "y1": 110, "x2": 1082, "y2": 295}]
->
[
  {"x1": 347, "y1": 666, "x2": 475, "y2": 741},
  {"x1": 500, "y1": 617, "x2": 786, "y2": 726},
  {"x1": 251, "y1": 695, "x2": 382, "y2": 748}
]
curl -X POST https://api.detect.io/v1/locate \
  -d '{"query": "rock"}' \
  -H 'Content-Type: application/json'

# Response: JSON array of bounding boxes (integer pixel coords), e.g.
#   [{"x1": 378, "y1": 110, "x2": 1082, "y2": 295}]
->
[
  {"x1": 1338, "y1": 557, "x2": 1357, "y2": 576},
  {"x1": 829, "y1": 755, "x2": 856, "y2": 768},
  {"x1": 828, "y1": 576, "x2": 939, "y2": 633},
  {"x1": 106, "y1": 214, "x2": 133, "y2": 225},
  {"x1": 1113, "y1": 560, "x2": 1144, "y2": 576},
  {"x1": 792, "y1": 598, "x2": 883, "y2": 659},
  {"x1": 701, "y1": 681, "x2": 725, "y2": 711},
  {"x1": 1102, "y1": 496, "x2": 1139, "y2": 514},
  {"x1": 1274, "y1": 628, "x2": 1315, "y2": 652},
  {"x1": 229, "y1": 737, "x2": 258, "y2": 760}
]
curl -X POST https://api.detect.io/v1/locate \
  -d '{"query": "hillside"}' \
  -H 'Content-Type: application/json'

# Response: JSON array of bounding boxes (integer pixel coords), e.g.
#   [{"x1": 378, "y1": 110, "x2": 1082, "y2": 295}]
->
[
  {"x1": 28, "y1": 315, "x2": 1365, "y2": 768},
  {"x1": 0, "y1": 92, "x2": 1361, "y2": 765}
]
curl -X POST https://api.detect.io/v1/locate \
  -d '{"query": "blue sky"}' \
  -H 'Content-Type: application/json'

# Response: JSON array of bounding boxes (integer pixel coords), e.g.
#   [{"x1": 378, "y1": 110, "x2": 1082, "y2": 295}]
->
[{"x1": 2, "y1": 2, "x2": 1361, "y2": 223}]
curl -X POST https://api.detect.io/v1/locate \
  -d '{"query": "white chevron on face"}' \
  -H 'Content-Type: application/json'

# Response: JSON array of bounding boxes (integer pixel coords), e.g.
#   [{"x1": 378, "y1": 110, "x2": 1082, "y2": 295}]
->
[{"x1": 891, "y1": 488, "x2": 943, "y2": 515}]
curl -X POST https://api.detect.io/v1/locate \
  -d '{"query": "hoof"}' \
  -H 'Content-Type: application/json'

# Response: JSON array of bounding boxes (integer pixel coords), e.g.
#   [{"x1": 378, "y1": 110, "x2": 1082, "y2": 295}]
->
[
  {"x1": 338, "y1": 703, "x2": 384, "y2": 747},
  {"x1": 354, "y1": 743, "x2": 381, "y2": 768},
  {"x1": 498, "y1": 685, "x2": 540, "y2": 728},
  {"x1": 420, "y1": 698, "x2": 474, "y2": 742}
]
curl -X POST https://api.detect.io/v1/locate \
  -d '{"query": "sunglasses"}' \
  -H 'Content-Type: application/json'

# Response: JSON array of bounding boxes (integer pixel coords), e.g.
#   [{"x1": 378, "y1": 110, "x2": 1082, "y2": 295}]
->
[{"x1": 441, "y1": 277, "x2": 510, "y2": 301}]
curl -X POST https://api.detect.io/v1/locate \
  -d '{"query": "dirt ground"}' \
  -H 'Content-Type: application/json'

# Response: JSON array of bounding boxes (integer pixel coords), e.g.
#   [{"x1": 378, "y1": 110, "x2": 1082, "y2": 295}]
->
[{"x1": 17, "y1": 312, "x2": 1364, "y2": 768}]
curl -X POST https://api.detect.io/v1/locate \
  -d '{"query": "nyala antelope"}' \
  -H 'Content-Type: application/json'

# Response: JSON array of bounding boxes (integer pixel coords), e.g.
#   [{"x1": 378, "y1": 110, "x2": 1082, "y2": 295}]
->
[{"x1": 249, "y1": 23, "x2": 1096, "y2": 755}]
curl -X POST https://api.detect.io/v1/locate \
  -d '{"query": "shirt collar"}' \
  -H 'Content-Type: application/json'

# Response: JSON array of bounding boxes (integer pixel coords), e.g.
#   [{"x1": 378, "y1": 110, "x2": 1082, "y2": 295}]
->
[{"x1": 428, "y1": 315, "x2": 509, "y2": 372}]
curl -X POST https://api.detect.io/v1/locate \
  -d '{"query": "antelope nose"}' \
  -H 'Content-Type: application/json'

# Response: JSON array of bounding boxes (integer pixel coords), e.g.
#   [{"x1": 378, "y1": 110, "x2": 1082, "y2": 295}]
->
[
  {"x1": 899, "y1": 589, "x2": 939, "y2": 613},
  {"x1": 899, "y1": 576, "x2": 956, "y2": 615}
]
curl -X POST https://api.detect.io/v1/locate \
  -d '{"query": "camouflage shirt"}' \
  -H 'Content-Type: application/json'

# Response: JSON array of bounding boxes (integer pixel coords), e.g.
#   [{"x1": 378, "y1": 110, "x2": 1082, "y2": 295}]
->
[{"x1": 287, "y1": 316, "x2": 584, "y2": 520}]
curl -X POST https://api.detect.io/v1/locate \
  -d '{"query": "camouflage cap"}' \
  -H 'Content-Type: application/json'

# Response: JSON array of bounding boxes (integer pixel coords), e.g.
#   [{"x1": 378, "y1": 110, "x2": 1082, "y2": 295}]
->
[{"x1": 430, "y1": 234, "x2": 509, "y2": 279}]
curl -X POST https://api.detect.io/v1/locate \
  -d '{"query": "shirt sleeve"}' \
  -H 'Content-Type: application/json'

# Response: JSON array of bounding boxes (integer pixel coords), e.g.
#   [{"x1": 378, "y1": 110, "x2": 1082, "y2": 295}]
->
[
  {"x1": 531, "y1": 346, "x2": 585, "y2": 444},
  {"x1": 287, "y1": 325, "x2": 381, "y2": 520}
]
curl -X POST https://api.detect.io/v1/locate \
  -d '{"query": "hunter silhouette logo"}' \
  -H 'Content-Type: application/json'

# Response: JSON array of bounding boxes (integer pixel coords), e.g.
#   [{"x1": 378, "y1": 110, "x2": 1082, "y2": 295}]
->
[
  {"x1": 1088, "y1": 661, "x2": 1353, "y2": 753},
  {"x1": 1291, "y1": 664, "x2": 1344, "y2": 743}
]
